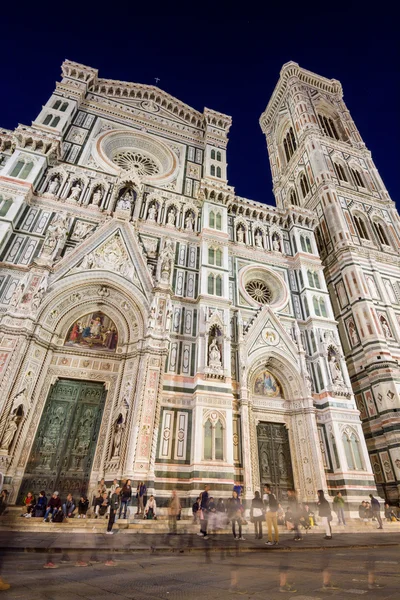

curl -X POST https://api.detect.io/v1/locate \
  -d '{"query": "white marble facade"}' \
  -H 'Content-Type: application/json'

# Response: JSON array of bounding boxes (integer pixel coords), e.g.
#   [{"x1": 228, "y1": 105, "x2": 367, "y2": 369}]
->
[{"x1": 0, "y1": 60, "x2": 384, "y2": 508}]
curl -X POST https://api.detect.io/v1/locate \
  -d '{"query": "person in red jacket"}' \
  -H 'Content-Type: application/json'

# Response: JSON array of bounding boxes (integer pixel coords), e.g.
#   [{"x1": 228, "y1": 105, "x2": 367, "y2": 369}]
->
[{"x1": 43, "y1": 491, "x2": 62, "y2": 522}]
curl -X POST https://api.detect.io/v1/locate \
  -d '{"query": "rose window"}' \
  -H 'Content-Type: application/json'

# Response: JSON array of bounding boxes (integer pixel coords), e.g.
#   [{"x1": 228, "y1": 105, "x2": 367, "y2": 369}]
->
[
  {"x1": 245, "y1": 280, "x2": 272, "y2": 304},
  {"x1": 113, "y1": 151, "x2": 160, "y2": 177}
]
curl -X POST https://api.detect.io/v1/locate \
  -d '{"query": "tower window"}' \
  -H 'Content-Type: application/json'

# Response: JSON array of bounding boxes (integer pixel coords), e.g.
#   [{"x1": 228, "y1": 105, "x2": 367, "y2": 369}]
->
[
  {"x1": 216, "y1": 151, "x2": 221, "y2": 162},
  {"x1": 299, "y1": 173, "x2": 310, "y2": 198},
  {"x1": 283, "y1": 126, "x2": 297, "y2": 163},
  {"x1": 333, "y1": 162, "x2": 348, "y2": 182},
  {"x1": 373, "y1": 221, "x2": 390, "y2": 246},
  {"x1": 318, "y1": 114, "x2": 340, "y2": 140},
  {"x1": 204, "y1": 418, "x2": 224, "y2": 461},
  {"x1": 60, "y1": 102, "x2": 69, "y2": 112},
  {"x1": 208, "y1": 274, "x2": 215, "y2": 295},
  {"x1": 290, "y1": 189, "x2": 299, "y2": 206},
  {"x1": 211, "y1": 149, "x2": 216, "y2": 160},
  {"x1": 53, "y1": 100, "x2": 62, "y2": 110},
  {"x1": 216, "y1": 212, "x2": 222, "y2": 230},
  {"x1": 43, "y1": 114, "x2": 53, "y2": 126},
  {"x1": 353, "y1": 215, "x2": 370, "y2": 240},
  {"x1": 210, "y1": 165, "x2": 216, "y2": 177},
  {"x1": 350, "y1": 168, "x2": 365, "y2": 188},
  {"x1": 209, "y1": 211, "x2": 215, "y2": 228},
  {"x1": 216, "y1": 166, "x2": 222, "y2": 178},
  {"x1": 300, "y1": 235, "x2": 313, "y2": 254},
  {"x1": 51, "y1": 116, "x2": 60, "y2": 127}
]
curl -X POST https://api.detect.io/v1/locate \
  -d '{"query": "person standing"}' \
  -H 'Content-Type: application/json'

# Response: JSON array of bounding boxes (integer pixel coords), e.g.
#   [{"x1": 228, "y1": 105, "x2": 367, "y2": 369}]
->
[
  {"x1": 107, "y1": 486, "x2": 121, "y2": 534},
  {"x1": 333, "y1": 492, "x2": 346, "y2": 525},
  {"x1": 119, "y1": 480, "x2": 132, "y2": 519},
  {"x1": 168, "y1": 490, "x2": 181, "y2": 534},
  {"x1": 136, "y1": 481, "x2": 146, "y2": 517},
  {"x1": 369, "y1": 494, "x2": 383, "y2": 529},
  {"x1": 287, "y1": 489, "x2": 301, "y2": 541},
  {"x1": 250, "y1": 491, "x2": 265, "y2": 539},
  {"x1": 264, "y1": 484, "x2": 279, "y2": 545},
  {"x1": 227, "y1": 490, "x2": 245, "y2": 540},
  {"x1": 317, "y1": 489, "x2": 332, "y2": 539},
  {"x1": 197, "y1": 484, "x2": 210, "y2": 539}
]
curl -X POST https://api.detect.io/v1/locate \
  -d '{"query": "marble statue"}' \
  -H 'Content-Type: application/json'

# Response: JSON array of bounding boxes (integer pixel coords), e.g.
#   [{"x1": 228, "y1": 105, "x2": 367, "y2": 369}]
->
[
  {"x1": 40, "y1": 213, "x2": 69, "y2": 261},
  {"x1": 48, "y1": 177, "x2": 60, "y2": 195},
  {"x1": 380, "y1": 317, "x2": 392, "y2": 338},
  {"x1": 329, "y1": 354, "x2": 343, "y2": 383},
  {"x1": 148, "y1": 204, "x2": 157, "y2": 221},
  {"x1": 255, "y1": 231, "x2": 263, "y2": 248},
  {"x1": 185, "y1": 213, "x2": 195, "y2": 231},
  {"x1": 117, "y1": 191, "x2": 133, "y2": 211},
  {"x1": 111, "y1": 422, "x2": 124, "y2": 457},
  {"x1": 272, "y1": 236, "x2": 281, "y2": 252},
  {"x1": 159, "y1": 239, "x2": 174, "y2": 283},
  {"x1": 209, "y1": 337, "x2": 222, "y2": 368},
  {"x1": 237, "y1": 228, "x2": 244, "y2": 243},
  {"x1": 68, "y1": 182, "x2": 82, "y2": 201},
  {"x1": 92, "y1": 189, "x2": 103, "y2": 206},
  {"x1": 0, "y1": 412, "x2": 20, "y2": 451},
  {"x1": 167, "y1": 209, "x2": 176, "y2": 226}
]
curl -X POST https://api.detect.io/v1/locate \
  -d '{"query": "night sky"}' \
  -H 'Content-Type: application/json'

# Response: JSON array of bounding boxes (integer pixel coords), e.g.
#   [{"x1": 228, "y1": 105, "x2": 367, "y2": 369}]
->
[{"x1": 1, "y1": 12, "x2": 398, "y2": 207}]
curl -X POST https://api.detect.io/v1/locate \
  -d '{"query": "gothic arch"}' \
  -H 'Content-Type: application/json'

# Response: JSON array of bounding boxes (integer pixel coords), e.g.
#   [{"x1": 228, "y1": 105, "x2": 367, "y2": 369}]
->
[{"x1": 247, "y1": 348, "x2": 308, "y2": 401}]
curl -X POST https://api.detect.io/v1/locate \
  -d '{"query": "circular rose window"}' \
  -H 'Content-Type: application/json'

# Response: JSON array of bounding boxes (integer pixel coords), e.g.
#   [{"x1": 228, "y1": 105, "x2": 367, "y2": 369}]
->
[
  {"x1": 239, "y1": 265, "x2": 288, "y2": 310},
  {"x1": 245, "y1": 280, "x2": 272, "y2": 304},
  {"x1": 113, "y1": 151, "x2": 160, "y2": 177}
]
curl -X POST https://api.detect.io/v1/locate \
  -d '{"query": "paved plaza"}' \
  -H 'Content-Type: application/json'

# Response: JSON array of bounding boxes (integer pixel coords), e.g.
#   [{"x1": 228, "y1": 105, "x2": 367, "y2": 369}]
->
[{"x1": 0, "y1": 531, "x2": 399, "y2": 598}]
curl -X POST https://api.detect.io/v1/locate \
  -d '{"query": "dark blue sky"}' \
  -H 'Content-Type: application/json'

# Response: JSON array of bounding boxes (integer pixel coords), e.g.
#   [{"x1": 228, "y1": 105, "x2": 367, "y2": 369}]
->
[{"x1": 1, "y1": 12, "x2": 398, "y2": 206}]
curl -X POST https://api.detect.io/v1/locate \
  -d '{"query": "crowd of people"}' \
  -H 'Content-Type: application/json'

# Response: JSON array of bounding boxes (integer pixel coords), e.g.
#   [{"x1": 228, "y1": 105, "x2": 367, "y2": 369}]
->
[{"x1": 11, "y1": 479, "x2": 398, "y2": 538}]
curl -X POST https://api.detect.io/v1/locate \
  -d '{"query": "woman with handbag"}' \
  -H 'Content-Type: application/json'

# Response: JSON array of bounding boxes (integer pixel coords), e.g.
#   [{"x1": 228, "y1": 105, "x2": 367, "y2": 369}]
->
[
  {"x1": 227, "y1": 490, "x2": 245, "y2": 540},
  {"x1": 250, "y1": 491, "x2": 265, "y2": 539}
]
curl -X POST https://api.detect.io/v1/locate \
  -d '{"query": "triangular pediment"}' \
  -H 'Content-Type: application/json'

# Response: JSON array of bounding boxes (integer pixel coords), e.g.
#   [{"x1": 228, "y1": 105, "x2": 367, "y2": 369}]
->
[
  {"x1": 52, "y1": 220, "x2": 154, "y2": 298},
  {"x1": 244, "y1": 305, "x2": 299, "y2": 361}
]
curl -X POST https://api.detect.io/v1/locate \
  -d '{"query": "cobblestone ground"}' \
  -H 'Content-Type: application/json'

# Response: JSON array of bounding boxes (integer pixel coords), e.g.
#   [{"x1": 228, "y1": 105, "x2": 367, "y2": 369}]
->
[{"x1": 0, "y1": 546, "x2": 399, "y2": 599}]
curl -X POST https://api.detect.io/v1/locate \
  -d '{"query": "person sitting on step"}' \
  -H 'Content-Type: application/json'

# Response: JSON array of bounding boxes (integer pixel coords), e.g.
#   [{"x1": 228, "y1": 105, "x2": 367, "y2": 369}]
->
[
  {"x1": 62, "y1": 493, "x2": 76, "y2": 518},
  {"x1": 95, "y1": 492, "x2": 109, "y2": 518},
  {"x1": 43, "y1": 491, "x2": 62, "y2": 522},
  {"x1": 77, "y1": 496, "x2": 89, "y2": 518},
  {"x1": 21, "y1": 491, "x2": 36, "y2": 517}
]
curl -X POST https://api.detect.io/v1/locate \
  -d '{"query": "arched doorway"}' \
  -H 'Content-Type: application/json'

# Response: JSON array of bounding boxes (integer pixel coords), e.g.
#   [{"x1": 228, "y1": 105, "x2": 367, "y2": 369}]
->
[
  {"x1": 252, "y1": 368, "x2": 294, "y2": 500},
  {"x1": 18, "y1": 378, "x2": 107, "y2": 501}
]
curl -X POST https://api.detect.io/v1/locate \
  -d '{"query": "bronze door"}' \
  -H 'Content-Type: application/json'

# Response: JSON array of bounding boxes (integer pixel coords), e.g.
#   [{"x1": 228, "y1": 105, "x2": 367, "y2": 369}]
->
[
  {"x1": 19, "y1": 379, "x2": 106, "y2": 501},
  {"x1": 257, "y1": 422, "x2": 294, "y2": 501}
]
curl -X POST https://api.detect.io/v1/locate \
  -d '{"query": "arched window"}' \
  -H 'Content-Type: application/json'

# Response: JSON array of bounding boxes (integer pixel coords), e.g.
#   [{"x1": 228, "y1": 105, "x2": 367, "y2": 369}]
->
[
  {"x1": 343, "y1": 433, "x2": 355, "y2": 470},
  {"x1": 210, "y1": 165, "x2": 216, "y2": 177},
  {"x1": 210, "y1": 149, "x2": 216, "y2": 160},
  {"x1": 290, "y1": 189, "x2": 299, "y2": 206},
  {"x1": 204, "y1": 420, "x2": 213, "y2": 460},
  {"x1": 350, "y1": 167, "x2": 365, "y2": 188},
  {"x1": 60, "y1": 102, "x2": 69, "y2": 112},
  {"x1": 330, "y1": 434, "x2": 340, "y2": 468},
  {"x1": 216, "y1": 151, "x2": 221, "y2": 162},
  {"x1": 353, "y1": 215, "x2": 370, "y2": 240},
  {"x1": 208, "y1": 274, "x2": 214, "y2": 295},
  {"x1": 208, "y1": 248, "x2": 215, "y2": 264},
  {"x1": 316, "y1": 363, "x2": 324, "y2": 390},
  {"x1": 0, "y1": 197, "x2": 13, "y2": 217},
  {"x1": 342, "y1": 430, "x2": 365, "y2": 470},
  {"x1": 216, "y1": 248, "x2": 222, "y2": 267},
  {"x1": 299, "y1": 173, "x2": 310, "y2": 198},
  {"x1": 216, "y1": 166, "x2": 222, "y2": 178},
  {"x1": 52, "y1": 100, "x2": 62, "y2": 110},
  {"x1": 314, "y1": 273, "x2": 320, "y2": 289},
  {"x1": 333, "y1": 162, "x2": 348, "y2": 182},
  {"x1": 304, "y1": 297, "x2": 310, "y2": 317},
  {"x1": 283, "y1": 126, "x2": 297, "y2": 163},
  {"x1": 306, "y1": 237, "x2": 312, "y2": 253},
  {"x1": 209, "y1": 211, "x2": 215, "y2": 228},
  {"x1": 20, "y1": 161, "x2": 34, "y2": 180},
  {"x1": 216, "y1": 212, "x2": 222, "y2": 230},
  {"x1": 351, "y1": 433, "x2": 364, "y2": 470},
  {"x1": 204, "y1": 418, "x2": 224, "y2": 461},
  {"x1": 318, "y1": 114, "x2": 340, "y2": 140},
  {"x1": 215, "y1": 421, "x2": 224, "y2": 460},
  {"x1": 300, "y1": 236, "x2": 307, "y2": 252},
  {"x1": 373, "y1": 221, "x2": 390, "y2": 246},
  {"x1": 319, "y1": 298, "x2": 327, "y2": 317},
  {"x1": 216, "y1": 275, "x2": 222, "y2": 297},
  {"x1": 51, "y1": 116, "x2": 60, "y2": 127},
  {"x1": 307, "y1": 270, "x2": 314, "y2": 287},
  {"x1": 310, "y1": 331, "x2": 317, "y2": 353},
  {"x1": 10, "y1": 160, "x2": 25, "y2": 178},
  {"x1": 313, "y1": 296, "x2": 321, "y2": 316},
  {"x1": 43, "y1": 114, "x2": 53, "y2": 126}
]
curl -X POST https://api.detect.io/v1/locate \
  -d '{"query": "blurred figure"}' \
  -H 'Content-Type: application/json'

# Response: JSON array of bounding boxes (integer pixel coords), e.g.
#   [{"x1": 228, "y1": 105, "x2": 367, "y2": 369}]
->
[
  {"x1": 369, "y1": 493, "x2": 383, "y2": 529},
  {"x1": 264, "y1": 484, "x2": 279, "y2": 545},
  {"x1": 287, "y1": 488, "x2": 301, "y2": 541},
  {"x1": 277, "y1": 503, "x2": 285, "y2": 525},
  {"x1": 216, "y1": 498, "x2": 227, "y2": 530},
  {"x1": 250, "y1": 490, "x2": 265, "y2": 539},
  {"x1": 136, "y1": 481, "x2": 146, "y2": 516},
  {"x1": 197, "y1": 484, "x2": 210, "y2": 539},
  {"x1": 107, "y1": 485, "x2": 120, "y2": 534},
  {"x1": 317, "y1": 489, "x2": 332, "y2": 539},
  {"x1": 279, "y1": 554, "x2": 296, "y2": 593},
  {"x1": 168, "y1": 490, "x2": 181, "y2": 534},
  {"x1": 228, "y1": 490, "x2": 245, "y2": 540},
  {"x1": 119, "y1": 480, "x2": 132, "y2": 519},
  {"x1": 333, "y1": 491, "x2": 346, "y2": 525},
  {"x1": 384, "y1": 502, "x2": 400, "y2": 522},
  {"x1": 320, "y1": 554, "x2": 339, "y2": 591},
  {"x1": 208, "y1": 496, "x2": 217, "y2": 534},
  {"x1": 144, "y1": 494, "x2": 157, "y2": 520},
  {"x1": 359, "y1": 500, "x2": 368, "y2": 523},
  {"x1": 192, "y1": 496, "x2": 200, "y2": 524}
]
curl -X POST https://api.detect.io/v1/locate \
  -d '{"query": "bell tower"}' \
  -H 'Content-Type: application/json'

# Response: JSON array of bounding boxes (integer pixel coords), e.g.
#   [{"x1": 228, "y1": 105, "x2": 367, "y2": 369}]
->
[{"x1": 261, "y1": 61, "x2": 400, "y2": 502}]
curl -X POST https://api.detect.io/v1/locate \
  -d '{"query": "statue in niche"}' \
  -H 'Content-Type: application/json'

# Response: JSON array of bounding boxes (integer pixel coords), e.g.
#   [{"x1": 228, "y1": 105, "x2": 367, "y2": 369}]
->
[
  {"x1": 159, "y1": 239, "x2": 174, "y2": 283},
  {"x1": 92, "y1": 189, "x2": 103, "y2": 207},
  {"x1": 272, "y1": 234, "x2": 281, "y2": 252},
  {"x1": 208, "y1": 337, "x2": 222, "y2": 368},
  {"x1": 328, "y1": 352, "x2": 343, "y2": 383},
  {"x1": 9, "y1": 272, "x2": 30, "y2": 308},
  {"x1": 148, "y1": 298, "x2": 157, "y2": 329},
  {"x1": 31, "y1": 273, "x2": 49, "y2": 311},
  {"x1": 0, "y1": 410, "x2": 22, "y2": 452},
  {"x1": 73, "y1": 221, "x2": 94, "y2": 240},
  {"x1": 68, "y1": 182, "x2": 82, "y2": 201},
  {"x1": 185, "y1": 212, "x2": 195, "y2": 231},
  {"x1": 40, "y1": 213, "x2": 69, "y2": 261},
  {"x1": 380, "y1": 316, "x2": 392, "y2": 338},
  {"x1": 122, "y1": 381, "x2": 132, "y2": 407},
  {"x1": 255, "y1": 230, "x2": 263, "y2": 248},
  {"x1": 348, "y1": 320, "x2": 359, "y2": 346},
  {"x1": 148, "y1": 204, "x2": 157, "y2": 221},
  {"x1": 48, "y1": 176, "x2": 60, "y2": 195},
  {"x1": 117, "y1": 190, "x2": 133, "y2": 210},
  {"x1": 237, "y1": 227, "x2": 245, "y2": 243},
  {"x1": 111, "y1": 420, "x2": 124, "y2": 458},
  {"x1": 167, "y1": 209, "x2": 176, "y2": 226},
  {"x1": 165, "y1": 299, "x2": 173, "y2": 331}
]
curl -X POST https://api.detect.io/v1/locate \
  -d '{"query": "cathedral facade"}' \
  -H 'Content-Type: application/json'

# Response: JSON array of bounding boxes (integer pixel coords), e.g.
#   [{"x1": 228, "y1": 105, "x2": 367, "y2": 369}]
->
[{"x1": 0, "y1": 60, "x2": 397, "y2": 509}]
